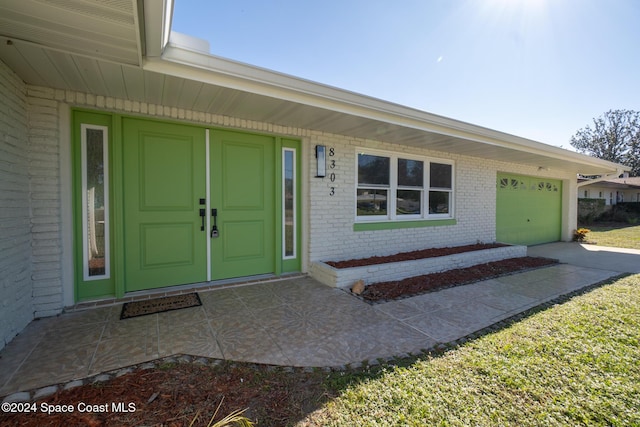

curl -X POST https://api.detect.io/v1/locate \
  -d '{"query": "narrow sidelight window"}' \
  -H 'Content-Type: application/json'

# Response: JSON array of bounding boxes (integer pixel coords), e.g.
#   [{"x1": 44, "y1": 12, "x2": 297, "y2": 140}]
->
[
  {"x1": 81, "y1": 125, "x2": 110, "y2": 280},
  {"x1": 283, "y1": 148, "x2": 296, "y2": 258}
]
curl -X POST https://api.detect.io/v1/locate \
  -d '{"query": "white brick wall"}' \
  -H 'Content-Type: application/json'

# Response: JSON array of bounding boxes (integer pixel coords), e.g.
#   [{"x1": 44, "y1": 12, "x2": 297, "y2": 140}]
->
[
  {"x1": 27, "y1": 88, "x2": 63, "y2": 318},
  {"x1": 4, "y1": 84, "x2": 577, "y2": 320},
  {"x1": 306, "y1": 133, "x2": 575, "y2": 263},
  {"x1": 0, "y1": 60, "x2": 33, "y2": 350},
  {"x1": 310, "y1": 245, "x2": 527, "y2": 288}
]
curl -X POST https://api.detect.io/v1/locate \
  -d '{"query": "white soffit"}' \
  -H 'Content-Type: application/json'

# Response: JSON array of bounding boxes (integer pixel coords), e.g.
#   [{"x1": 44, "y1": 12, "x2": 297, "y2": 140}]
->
[
  {"x1": 0, "y1": 0, "x2": 141, "y2": 65},
  {"x1": 151, "y1": 43, "x2": 625, "y2": 176}
]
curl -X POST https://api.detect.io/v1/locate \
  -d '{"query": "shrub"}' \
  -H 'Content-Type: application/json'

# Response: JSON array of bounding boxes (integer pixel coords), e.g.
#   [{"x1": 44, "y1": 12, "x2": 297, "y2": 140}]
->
[
  {"x1": 577, "y1": 198, "x2": 606, "y2": 224},
  {"x1": 573, "y1": 228, "x2": 590, "y2": 242}
]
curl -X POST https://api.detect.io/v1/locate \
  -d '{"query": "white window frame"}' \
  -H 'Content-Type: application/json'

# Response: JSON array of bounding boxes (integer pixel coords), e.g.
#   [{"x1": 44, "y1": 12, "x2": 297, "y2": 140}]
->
[
  {"x1": 355, "y1": 150, "x2": 393, "y2": 221},
  {"x1": 81, "y1": 124, "x2": 110, "y2": 281},
  {"x1": 355, "y1": 148, "x2": 454, "y2": 222},
  {"x1": 282, "y1": 147, "x2": 297, "y2": 260},
  {"x1": 396, "y1": 156, "x2": 424, "y2": 220}
]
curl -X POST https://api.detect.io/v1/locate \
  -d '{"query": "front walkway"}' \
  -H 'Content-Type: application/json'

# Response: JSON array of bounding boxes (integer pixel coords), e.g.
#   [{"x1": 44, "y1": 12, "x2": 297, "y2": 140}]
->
[{"x1": 0, "y1": 247, "x2": 627, "y2": 399}]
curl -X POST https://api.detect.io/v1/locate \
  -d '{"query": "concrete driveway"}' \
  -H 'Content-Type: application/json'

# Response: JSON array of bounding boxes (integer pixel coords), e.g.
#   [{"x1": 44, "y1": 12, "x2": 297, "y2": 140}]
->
[{"x1": 528, "y1": 242, "x2": 640, "y2": 273}]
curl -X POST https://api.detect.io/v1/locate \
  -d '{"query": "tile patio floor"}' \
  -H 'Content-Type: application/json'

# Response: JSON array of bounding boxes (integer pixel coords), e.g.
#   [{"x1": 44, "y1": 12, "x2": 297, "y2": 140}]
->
[{"x1": 0, "y1": 262, "x2": 620, "y2": 398}]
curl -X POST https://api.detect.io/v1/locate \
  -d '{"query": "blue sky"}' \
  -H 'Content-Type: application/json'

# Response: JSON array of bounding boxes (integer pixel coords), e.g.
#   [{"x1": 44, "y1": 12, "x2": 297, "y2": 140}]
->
[{"x1": 172, "y1": 0, "x2": 640, "y2": 149}]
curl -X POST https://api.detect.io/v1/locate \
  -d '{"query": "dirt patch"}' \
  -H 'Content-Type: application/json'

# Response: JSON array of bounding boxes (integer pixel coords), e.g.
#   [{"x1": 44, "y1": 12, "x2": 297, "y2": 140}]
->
[
  {"x1": 360, "y1": 256, "x2": 558, "y2": 302},
  {"x1": 325, "y1": 243, "x2": 508, "y2": 268}
]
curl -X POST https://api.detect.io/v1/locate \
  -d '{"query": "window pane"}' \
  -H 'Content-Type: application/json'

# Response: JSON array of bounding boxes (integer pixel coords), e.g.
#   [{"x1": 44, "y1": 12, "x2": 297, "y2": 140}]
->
[
  {"x1": 398, "y1": 158, "x2": 423, "y2": 187},
  {"x1": 85, "y1": 128, "x2": 108, "y2": 277},
  {"x1": 357, "y1": 189, "x2": 388, "y2": 216},
  {"x1": 430, "y1": 163, "x2": 452, "y2": 189},
  {"x1": 429, "y1": 191, "x2": 449, "y2": 214},
  {"x1": 397, "y1": 190, "x2": 421, "y2": 215},
  {"x1": 283, "y1": 150, "x2": 295, "y2": 257},
  {"x1": 358, "y1": 154, "x2": 390, "y2": 186}
]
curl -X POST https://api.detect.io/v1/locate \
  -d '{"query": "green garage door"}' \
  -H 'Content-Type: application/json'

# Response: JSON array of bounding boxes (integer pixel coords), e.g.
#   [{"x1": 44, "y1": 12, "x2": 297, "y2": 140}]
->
[{"x1": 496, "y1": 173, "x2": 562, "y2": 245}]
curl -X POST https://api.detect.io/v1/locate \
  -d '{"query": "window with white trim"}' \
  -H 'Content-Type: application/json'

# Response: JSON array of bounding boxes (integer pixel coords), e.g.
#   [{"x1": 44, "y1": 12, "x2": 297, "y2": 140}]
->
[
  {"x1": 356, "y1": 150, "x2": 454, "y2": 221},
  {"x1": 81, "y1": 124, "x2": 110, "y2": 280},
  {"x1": 282, "y1": 148, "x2": 296, "y2": 259}
]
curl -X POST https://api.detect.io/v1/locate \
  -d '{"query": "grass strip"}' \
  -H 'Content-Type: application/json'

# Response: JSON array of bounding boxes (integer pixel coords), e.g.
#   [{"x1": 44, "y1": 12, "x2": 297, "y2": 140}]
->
[{"x1": 586, "y1": 224, "x2": 640, "y2": 250}]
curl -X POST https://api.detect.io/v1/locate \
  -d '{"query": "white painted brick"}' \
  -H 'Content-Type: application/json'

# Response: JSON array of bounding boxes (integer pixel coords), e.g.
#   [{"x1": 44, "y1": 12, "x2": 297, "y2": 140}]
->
[
  {"x1": 32, "y1": 269, "x2": 61, "y2": 281},
  {"x1": 304, "y1": 134, "x2": 563, "y2": 264},
  {"x1": 32, "y1": 293, "x2": 62, "y2": 305},
  {"x1": 311, "y1": 246, "x2": 527, "y2": 288},
  {"x1": 26, "y1": 86, "x2": 55, "y2": 99},
  {"x1": 3, "y1": 80, "x2": 578, "y2": 330},
  {"x1": 35, "y1": 309, "x2": 62, "y2": 318},
  {"x1": 0, "y1": 59, "x2": 33, "y2": 351},
  {"x1": 25, "y1": 82, "x2": 63, "y2": 319},
  {"x1": 32, "y1": 286, "x2": 60, "y2": 297}
]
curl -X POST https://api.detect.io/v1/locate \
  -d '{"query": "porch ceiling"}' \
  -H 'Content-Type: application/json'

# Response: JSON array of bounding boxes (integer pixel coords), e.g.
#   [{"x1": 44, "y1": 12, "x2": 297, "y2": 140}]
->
[
  {"x1": 0, "y1": 1, "x2": 625, "y2": 177},
  {"x1": 0, "y1": 0, "x2": 142, "y2": 66}
]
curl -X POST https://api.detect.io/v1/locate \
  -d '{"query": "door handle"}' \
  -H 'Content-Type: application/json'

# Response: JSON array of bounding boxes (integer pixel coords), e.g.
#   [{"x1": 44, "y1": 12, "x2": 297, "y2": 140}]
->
[
  {"x1": 199, "y1": 209, "x2": 206, "y2": 231},
  {"x1": 211, "y1": 208, "x2": 219, "y2": 238}
]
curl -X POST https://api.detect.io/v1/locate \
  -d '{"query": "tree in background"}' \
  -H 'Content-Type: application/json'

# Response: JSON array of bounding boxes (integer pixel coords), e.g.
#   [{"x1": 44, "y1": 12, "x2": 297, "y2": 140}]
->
[{"x1": 570, "y1": 110, "x2": 640, "y2": 176}]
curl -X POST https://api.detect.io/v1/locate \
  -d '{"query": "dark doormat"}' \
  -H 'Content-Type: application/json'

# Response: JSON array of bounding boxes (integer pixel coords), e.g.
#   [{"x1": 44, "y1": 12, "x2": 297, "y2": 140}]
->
[{"x1": 120, "y1": 293, "x2": 202, "y2": 319}]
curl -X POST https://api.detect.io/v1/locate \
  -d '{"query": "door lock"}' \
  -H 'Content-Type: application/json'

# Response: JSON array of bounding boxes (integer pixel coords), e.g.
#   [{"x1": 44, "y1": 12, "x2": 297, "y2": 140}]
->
[
  {"x1": 211, "y1": 208, "x2": 219, "y2": 238},
  {"x1": 198, "y1": 198, "x2": 207, "y2": 231},
  {"x1": 199, "y1": 208, "x2": 206, "y2": 231}
]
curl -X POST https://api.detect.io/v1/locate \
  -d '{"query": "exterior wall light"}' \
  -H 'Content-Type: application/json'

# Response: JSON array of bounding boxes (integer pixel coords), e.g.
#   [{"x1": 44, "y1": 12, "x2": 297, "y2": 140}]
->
[{"x1": 316, "y1": 145, "x2": 326, "y2": 177}]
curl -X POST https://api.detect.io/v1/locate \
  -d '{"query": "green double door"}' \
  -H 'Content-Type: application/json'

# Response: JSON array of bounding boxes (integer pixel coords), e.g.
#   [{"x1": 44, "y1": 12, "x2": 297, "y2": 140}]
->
[{"x1": 123, "y1": 119, "x2": 275, "y2": 291}]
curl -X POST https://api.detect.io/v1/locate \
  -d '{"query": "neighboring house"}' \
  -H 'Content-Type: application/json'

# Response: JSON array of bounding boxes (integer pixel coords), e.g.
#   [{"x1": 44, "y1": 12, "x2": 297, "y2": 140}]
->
[
  {"x1": 0, "y1": 1, "x2": 627, "y2": 350},
  {"x1": 578, "y1": 177, "x2": 640, "y2": 205}
]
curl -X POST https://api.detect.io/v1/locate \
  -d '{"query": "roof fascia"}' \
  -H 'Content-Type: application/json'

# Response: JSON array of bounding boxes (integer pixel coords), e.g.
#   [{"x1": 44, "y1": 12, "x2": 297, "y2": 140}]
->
[
  {"x1": 579, "y1": 178, "x2": 640, "y2": 189},
  {"x1": 577, "y1": 172, "x2": 626, "y2": 188},
  {"x1": 148, "y1": 43, "x2": 625, "y2": 175},
  {"x1": 142, "y1": 0, "x2": 173, "y2": 57},
  {"x1": 134, "y1": 0, "x2": 145, "y2": 63}
]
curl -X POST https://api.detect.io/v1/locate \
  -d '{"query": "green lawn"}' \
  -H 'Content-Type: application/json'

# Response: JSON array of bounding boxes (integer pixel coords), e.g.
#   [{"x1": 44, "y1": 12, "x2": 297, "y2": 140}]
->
[
  {"x1": 303, "y1": 274, "x2": 640, "y2": 426},
  {"x1": 584, "y1": 224, "x2": 640, "y2": 250}
]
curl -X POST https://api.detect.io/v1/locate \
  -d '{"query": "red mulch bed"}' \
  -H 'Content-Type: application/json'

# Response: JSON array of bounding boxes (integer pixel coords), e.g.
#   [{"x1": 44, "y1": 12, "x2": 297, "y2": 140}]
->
[
  {"x1": 361, "y1": 256, "x2": 558, "y2": 302},
  {"x1": 0, "y1": 362, "x2": 328, "y2": 427},
  {"x1": 326, "y1": 243, "x2": 508, "y2": 268}
]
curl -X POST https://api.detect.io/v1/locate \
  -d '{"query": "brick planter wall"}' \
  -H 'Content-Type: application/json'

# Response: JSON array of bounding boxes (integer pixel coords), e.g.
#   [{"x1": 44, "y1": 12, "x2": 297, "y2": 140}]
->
[{"x1": 309, "y1": 245, "x2": 527, "y2": 289}]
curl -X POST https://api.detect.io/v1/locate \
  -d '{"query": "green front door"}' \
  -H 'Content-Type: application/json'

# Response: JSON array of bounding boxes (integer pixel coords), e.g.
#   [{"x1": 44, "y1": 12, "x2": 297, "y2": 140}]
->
[
  {"x1": 496, "y1": 173, "x2": 562, "y2": 245},
  {"x1": 123, "y1": 119, "x2": 208, "y2": 291},
  {"x1": 75, "y1": 113, "x2": 289, "y2": 298},
  {"x1": 210, "y1": 130, "x2": 275, "y2": 280}
]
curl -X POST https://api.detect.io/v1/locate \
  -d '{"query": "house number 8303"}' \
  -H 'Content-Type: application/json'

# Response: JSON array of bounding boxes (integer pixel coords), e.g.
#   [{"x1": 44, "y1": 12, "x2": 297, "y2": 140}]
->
[{"x1": 328, "y1": 147, "x2": 336, "y2": 196}]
